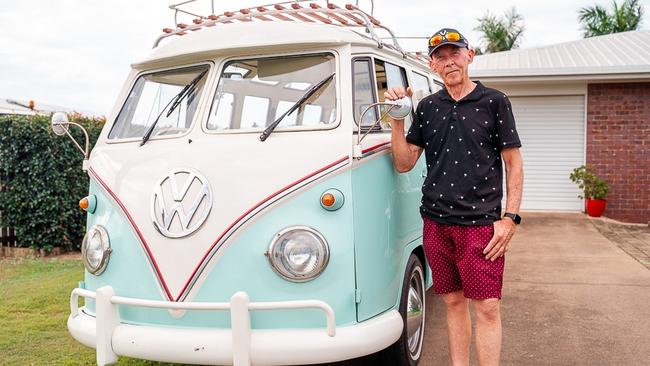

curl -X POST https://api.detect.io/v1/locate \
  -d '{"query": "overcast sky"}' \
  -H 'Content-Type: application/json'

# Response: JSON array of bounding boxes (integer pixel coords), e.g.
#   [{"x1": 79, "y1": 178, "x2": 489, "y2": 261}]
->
[{"x1": 1, "y1": 0, "x2": 648, "y2": 116}]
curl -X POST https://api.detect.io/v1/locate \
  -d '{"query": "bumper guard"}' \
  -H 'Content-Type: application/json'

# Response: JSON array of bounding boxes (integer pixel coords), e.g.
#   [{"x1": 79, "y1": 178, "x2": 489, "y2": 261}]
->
[{"x1": 68, "y1": 286, "x2": 402, "y2": 366}]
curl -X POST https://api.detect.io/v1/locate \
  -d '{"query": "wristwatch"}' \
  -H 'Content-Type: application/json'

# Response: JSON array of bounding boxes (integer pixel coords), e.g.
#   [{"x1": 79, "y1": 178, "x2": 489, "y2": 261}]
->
[{"x1": 503, "y1": 212, "x2": 522, "y2": 225}]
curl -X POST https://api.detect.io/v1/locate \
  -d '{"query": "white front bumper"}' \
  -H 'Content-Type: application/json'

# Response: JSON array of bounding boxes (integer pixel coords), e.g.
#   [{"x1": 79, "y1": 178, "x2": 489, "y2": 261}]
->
[{"x1": 68, "y1": 286, "x2": 403, "y2": 366}]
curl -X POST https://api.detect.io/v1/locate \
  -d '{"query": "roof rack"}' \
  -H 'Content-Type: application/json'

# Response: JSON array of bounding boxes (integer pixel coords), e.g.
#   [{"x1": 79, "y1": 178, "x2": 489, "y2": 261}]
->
[{"x1": 156, "y1": 0, "x2": 428, "y2": 66}]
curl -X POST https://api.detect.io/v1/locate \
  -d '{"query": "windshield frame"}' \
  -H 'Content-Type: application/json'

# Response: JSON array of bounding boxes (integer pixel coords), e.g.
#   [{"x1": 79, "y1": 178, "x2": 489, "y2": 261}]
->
[
  {"x1": 202, "y1": 49, "x2": 341, "y2": 135},
  {"x1": 105, "y1": 61, "x2": 214, "y2": 144}
]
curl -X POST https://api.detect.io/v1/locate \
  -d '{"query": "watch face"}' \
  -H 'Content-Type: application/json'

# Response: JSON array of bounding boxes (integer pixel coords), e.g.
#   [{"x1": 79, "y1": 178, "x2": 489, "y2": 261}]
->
[{"x1": 506, "y1": 213, "x2": 521, "y2": 224}]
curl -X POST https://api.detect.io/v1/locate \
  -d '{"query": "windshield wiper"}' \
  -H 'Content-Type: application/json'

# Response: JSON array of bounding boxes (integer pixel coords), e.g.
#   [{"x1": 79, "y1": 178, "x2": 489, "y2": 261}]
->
[
  {"x1": 140, "y1": 69, "x2": 208, "y2": 146},
  {"x1": 259, "y1": 73, "x2": 335, "y2": 142}
]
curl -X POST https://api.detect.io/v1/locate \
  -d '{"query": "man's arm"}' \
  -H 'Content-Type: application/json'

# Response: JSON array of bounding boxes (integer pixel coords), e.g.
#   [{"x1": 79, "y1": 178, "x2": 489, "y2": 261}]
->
[
  {"x1": 385, "y1": 87, "x2": 423, "y2": 173},
  {"x1": 502, "y1": 147, "x2": 524, "y2": 214},
  {"x1": 391, "y1": 120, "x2": 423, "y2": 172},
  {"x1": 484, "y1": 147, "x2": 524, "y2": 260}
]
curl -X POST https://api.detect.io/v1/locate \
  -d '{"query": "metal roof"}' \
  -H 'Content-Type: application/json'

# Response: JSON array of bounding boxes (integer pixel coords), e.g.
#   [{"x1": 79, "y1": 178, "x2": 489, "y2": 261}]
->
[
  {"x1": 0, "y1": 98, "x2": 76, "y2": 116},
  {"x1": 470, "y1": 30, "x2": 650, "y2": 79},
  {"x1": 0, "y1": 99, "x2": 37, "y2": 116}
]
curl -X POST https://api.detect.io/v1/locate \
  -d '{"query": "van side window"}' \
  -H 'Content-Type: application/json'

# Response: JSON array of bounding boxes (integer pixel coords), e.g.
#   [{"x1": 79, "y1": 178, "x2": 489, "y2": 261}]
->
[
  {"x1": 374, "y1": 59, "x2": 413, "y2": 130},
  {"x1": 411, "y1": 71, "x2": 433, "y2": 108},
  {"x1": 353, "y1": 59, "x2": 378, "y2": 126},
  {"x1": 207, "y1": 53, "x2": 337, "y2": 131}
]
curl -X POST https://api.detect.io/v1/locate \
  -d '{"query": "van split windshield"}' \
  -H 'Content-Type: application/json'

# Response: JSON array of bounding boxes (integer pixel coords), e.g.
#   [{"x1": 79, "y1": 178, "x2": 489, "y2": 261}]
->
[
  {"x1": 207, "y1": 53, "x2": 337, "y2": 131},
  {"x1": 109, "y1": 64, "x2": 210, "y2": 140}
]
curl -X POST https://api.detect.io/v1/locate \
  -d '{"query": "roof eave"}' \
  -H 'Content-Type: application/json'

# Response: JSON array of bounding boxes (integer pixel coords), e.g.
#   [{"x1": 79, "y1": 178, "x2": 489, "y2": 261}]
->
[{"x1": 471, "y1": 70, "x2": 650, "y2": 83}]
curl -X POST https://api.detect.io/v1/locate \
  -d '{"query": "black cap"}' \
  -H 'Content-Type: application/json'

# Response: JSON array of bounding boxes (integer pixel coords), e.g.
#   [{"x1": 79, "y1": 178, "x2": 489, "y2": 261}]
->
[{"x1": 428, "y1": 28, "x2": 470, "y2": 57}]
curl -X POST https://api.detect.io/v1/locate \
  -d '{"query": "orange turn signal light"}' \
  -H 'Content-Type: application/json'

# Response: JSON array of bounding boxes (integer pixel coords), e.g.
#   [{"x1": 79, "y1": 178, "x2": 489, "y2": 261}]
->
[
  {"x1": 321, "y1": 193, "x2": 336, "y2": 207},
  {"x1": 320, "y1": 189, "x2": 344, "y2": 211},
  {"x1": 79, "y1": 195, "x2": 97, "y2": 213},
  {"x1": 79, "y1": 197, "x2": 89, "y2": 210}
]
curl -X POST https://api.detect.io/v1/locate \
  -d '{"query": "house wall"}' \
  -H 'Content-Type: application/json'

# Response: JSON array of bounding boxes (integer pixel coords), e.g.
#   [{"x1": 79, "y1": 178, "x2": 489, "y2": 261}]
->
[{"x1": 587, "y1": 82, "x2": 650, "y2": 224}]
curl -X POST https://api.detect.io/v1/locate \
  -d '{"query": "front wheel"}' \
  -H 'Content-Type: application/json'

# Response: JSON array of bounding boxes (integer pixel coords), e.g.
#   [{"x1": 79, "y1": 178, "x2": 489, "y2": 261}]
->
[{"x1": 378, "y1": 253, "x2": 426, "y2": 365}]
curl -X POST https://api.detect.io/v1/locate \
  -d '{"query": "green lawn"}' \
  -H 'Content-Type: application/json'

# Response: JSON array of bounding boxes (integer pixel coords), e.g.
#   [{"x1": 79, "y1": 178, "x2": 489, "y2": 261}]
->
[{"x1": 0, "y1": 258, "x2": 178, "y2": 366}]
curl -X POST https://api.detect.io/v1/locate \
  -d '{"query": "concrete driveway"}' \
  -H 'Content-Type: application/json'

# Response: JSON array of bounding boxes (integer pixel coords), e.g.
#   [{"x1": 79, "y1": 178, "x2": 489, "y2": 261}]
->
[{"x1": 326, "y1": 213, "x2": 650, "y2": 366}]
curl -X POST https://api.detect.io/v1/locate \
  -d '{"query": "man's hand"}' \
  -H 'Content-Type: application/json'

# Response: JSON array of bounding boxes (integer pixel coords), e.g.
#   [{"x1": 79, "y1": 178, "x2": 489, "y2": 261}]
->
[
  {"x1": 385, "y1": 86, "x2": 422, "y2": 173},
  {"x1": 483, "y1": 218, "x2": 516, "y2": 261},
  {"x1": 384, "y1": 87, "x2": 413, "y2": 106}
]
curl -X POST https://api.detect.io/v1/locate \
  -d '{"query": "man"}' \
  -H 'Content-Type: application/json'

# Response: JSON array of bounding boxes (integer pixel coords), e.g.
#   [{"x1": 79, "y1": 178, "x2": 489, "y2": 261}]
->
[{"x1": 386, "y1": 28, "x2": 524, "y2": 366}]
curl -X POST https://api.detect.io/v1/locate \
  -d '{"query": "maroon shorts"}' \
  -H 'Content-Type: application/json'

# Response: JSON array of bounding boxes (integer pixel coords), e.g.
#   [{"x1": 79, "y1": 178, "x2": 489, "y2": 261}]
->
[{"x1": 423, "y1": 217, "x2": 504, "y2": 299}]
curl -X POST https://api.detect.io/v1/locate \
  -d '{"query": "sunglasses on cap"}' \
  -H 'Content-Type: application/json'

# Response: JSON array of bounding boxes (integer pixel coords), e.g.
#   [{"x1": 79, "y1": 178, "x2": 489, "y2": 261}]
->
[{"x1": 429, "y1": 31, "x2": 462, "y2": 47}]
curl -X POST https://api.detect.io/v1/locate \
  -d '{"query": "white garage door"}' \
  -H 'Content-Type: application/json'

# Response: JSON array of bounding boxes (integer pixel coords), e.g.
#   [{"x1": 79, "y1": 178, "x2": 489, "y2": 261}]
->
[{"x1": 509, "y1": 96, "x2": 585, "y2": 211}]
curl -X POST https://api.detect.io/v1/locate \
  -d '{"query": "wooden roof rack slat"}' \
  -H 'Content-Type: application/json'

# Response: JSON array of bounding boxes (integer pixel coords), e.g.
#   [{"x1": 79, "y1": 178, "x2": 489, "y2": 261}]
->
[
  {"x1": 239, "y1": 8, "x2": 272, "y2": 21},
  {"x1": 309, "y1": 3, "x2": 348, "y2": 25},
  {"x1": 291, "y1": 3, "x2": 332, "y2": 24},
  {"x1": 345, "y1": 4, "x2": 380, "y2": 25},
  {"x1": 224, "y1": 11, "x2": 252, "y2": 22},
  {"x1": 257, "y1": 6, "x2": 294, "y2": 21},
  {"x1": 327, "y1": 3, "x2": 364, "y2": 25},
  {"x1": 275, "y1": 4, "x2": 314, "y2": 22},
  {"x1": 205, "y1": 14, "x2": 218, "y2": 27},
  {"x1": 191, "y1": 18, "x2": 203, "y2": 31}
]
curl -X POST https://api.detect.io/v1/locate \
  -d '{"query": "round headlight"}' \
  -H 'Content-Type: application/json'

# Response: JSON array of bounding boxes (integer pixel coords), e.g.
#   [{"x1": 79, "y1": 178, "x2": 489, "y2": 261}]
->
[
  {"x1": 267, "y1": 226, "x2": 329, "y2": 282},
  {"x1": 81, "y1": 225, "x2": 111, "y2": 275}
]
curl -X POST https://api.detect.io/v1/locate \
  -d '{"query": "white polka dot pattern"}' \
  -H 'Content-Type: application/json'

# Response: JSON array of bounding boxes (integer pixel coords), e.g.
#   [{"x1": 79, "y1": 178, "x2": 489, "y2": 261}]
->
[{"x1": 422, "y1": 218, "x2": 505, "y2": 299}]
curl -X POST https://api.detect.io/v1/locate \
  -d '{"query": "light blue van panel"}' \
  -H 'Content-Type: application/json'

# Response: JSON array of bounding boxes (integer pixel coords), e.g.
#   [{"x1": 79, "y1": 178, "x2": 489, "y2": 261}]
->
[
  {"x1": 84, "y1": 170, "x2": 358, "y2": 329},
  {"x1": 352, "y1": 151, "x2": 426, "y2": 321}
]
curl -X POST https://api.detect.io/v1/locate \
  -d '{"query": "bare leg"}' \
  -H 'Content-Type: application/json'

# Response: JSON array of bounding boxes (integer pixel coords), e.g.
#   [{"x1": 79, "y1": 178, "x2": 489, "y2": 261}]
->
[
  {"x1": 472, "y1": 298, "x2": 502, "y2": 366},
  {"x1": 442, "y1": 291, "x2": 471, "y2": 366}
]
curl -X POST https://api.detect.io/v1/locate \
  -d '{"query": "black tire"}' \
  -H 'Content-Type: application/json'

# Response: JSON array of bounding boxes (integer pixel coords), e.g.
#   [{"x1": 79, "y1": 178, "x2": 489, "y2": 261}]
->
[{"x1": 377, "y1": 253, "x2": 426, "y2": 366}]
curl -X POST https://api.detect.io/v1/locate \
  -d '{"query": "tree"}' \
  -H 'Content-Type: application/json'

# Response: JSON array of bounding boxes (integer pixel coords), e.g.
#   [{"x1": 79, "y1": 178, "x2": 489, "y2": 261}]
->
[
  {"x1": 579, "y1": 0, "x2": 644, "y2": 37},
  {"x1": 474, "y1": 7, "x2": 525, "y2": 54}
]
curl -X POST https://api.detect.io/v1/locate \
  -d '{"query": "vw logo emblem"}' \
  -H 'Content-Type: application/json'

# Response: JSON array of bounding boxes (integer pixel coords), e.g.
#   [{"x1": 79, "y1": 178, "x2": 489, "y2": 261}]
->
[{"x1": 151, "y1": 169, "x2": 213, "y2": 238}]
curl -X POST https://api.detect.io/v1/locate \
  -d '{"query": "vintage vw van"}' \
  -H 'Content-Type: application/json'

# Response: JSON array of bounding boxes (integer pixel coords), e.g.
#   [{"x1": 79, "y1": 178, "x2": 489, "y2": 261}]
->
[{"x1": 58, "y1": 2, "x2": 441, "y2": 365}]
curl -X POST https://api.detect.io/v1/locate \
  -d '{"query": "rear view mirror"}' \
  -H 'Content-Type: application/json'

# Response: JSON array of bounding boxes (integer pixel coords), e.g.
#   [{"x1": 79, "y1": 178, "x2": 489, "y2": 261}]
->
[
  {"x1": 51, "y1": 112, "x2": 69, "y2": 136},
  {"x1": 50, "y1": 112, "x2": 91, "y2": 171}
]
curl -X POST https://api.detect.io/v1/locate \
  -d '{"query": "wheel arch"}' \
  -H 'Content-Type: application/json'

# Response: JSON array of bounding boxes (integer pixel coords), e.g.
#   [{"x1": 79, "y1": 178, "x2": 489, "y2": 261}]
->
[
  {"x1": 392, "y1": 239, "x2": 431, "y2": 310},
  {"x1": 410, "y1": 245, "x2": 428, "y2": 285}
]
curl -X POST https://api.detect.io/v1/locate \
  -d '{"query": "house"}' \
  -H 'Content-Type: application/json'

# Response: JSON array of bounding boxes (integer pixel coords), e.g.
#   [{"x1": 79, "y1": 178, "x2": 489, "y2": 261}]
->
[
  {"x1": 470, "y1": 30, "x2": 650, "y2": 224},
  {"x1": 0, "y1": 98, "x2": 78, "y2": 116}
]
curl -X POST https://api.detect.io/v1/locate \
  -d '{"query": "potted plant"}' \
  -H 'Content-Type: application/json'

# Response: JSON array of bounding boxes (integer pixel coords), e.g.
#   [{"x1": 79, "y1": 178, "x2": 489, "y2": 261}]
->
[{"x1": 570, "y1": 165, "x2": 609, "y2": 217}]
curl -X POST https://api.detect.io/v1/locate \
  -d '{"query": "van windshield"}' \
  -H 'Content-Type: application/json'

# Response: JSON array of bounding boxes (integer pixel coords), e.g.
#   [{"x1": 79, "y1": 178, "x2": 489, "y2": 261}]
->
[
  {"x1": 207, "y1": 53, "x2": 337, "y2": 131},
  {"x1": 109, "y1": 65, "x2": 209, "y2": 140}
]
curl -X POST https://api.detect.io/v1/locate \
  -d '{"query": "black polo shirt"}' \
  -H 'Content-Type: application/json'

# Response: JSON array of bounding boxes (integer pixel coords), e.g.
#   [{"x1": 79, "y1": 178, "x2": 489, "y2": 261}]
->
[{"x1": 406, "y1": 81, "x2": 521, "y2": 226}]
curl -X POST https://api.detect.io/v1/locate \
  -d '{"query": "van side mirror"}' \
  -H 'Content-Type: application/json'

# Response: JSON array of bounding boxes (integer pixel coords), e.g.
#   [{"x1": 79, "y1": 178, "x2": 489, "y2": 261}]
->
[
  {"x1": 51, "y1": 112, "x2": 70, "y2": 136},
  {"x1": 354, "y1": 97, "x2": 413, "y2": 158},
  {"x1": 50, "y1": 112, "x2": 91, "y2": 171}
]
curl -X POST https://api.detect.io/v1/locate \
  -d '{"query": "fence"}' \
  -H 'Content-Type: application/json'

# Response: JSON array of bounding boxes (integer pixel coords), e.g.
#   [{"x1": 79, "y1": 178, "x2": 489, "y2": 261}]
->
[
  {"x1": 1, "y1": 212, "x2": 20, "y2": 257},
  {"x1": 1, "y1": 178, "x2": 18, "y2": 248},
  {"x1": 1, "y1": 225, "x2": 17, "y2": 246}
]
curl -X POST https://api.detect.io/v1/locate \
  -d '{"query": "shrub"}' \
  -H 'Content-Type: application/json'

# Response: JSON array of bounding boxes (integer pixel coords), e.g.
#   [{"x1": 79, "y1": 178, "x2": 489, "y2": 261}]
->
[
  {"x1": 569, "y1": 165, "x2": 609, "y2": 200},
  {"x1": 0, "y1": 114, "x2": 104, "y2": 251}
]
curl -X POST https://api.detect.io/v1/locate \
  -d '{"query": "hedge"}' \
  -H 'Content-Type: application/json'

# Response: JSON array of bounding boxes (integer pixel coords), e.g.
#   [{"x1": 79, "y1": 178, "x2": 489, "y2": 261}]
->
[{"x1": 0, "y1": 114, "x2": 104, "y2": 251}]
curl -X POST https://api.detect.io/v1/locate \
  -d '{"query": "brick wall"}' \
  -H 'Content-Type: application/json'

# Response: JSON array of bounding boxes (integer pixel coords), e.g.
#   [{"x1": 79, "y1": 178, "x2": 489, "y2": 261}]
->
[{"x1": 586, "y1": 83, "x2": 650, "y2": 224}]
